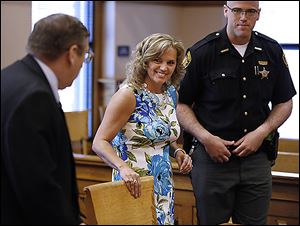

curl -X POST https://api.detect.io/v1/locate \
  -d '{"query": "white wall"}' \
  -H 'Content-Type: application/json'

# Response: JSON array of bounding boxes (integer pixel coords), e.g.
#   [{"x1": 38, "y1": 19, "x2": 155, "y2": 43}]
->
[{"x1": 1, "y1": 1, "x2": 31, "y2": 69}]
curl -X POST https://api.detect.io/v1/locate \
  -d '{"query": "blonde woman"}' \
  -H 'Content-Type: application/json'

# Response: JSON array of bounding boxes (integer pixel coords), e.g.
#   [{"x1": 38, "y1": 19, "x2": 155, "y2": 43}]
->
[{"x1": 92, "y1": 33, "x2": 192, "y2": 225}]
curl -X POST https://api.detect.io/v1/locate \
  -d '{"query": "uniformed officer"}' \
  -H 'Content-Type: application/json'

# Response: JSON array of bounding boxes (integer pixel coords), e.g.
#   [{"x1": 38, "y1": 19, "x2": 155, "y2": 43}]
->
[{"x1": 176, "y1": 1, "x2": 297, "y2": 225}]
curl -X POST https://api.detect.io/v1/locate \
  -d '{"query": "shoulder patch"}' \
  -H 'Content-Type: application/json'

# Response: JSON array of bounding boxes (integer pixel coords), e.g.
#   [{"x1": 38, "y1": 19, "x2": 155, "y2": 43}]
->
[
  {"x1": 182, "y1": 50, "x2": 192, "y2": 69},
  {"x1": 282, "y1": 53, "x2": 289, "y2": 68}
]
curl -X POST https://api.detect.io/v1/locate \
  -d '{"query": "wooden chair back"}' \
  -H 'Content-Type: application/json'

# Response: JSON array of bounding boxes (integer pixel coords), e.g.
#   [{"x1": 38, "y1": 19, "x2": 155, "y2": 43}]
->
[
  {"x1": 83, "y1": 176, "x2": 157, "y2": 225},
  {"x1": 64, "y1": 110, "x2": 89, "y2": 154}
]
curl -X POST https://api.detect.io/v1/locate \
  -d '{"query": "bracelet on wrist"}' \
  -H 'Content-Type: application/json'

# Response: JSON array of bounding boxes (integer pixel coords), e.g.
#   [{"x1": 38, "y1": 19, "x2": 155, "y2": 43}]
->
[{"x1": 174, "y1": 148, "x2": 186, "y2": 158}]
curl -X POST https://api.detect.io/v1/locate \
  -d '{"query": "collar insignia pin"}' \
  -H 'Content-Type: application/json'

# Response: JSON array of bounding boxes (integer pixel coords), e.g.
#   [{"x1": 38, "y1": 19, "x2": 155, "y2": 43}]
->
[
  {"x1": 254, "y1": 47, "x2": 262, "y2": 51},
  {"x1": 220, "y1": 48, "x2": 229, "y2": 53}
]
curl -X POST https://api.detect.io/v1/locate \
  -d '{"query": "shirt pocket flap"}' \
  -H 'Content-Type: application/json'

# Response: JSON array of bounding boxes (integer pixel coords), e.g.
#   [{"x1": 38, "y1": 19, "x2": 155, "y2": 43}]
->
[{"x1": 210, "y1": 69, "x2": 237, "y2": 81}]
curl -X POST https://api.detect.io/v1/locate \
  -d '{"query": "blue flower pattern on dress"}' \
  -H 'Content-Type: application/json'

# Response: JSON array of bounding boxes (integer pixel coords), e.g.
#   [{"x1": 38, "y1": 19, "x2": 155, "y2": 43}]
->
[
  {"x1": 148, "y1": 148, "x2": 172, "y2": 196},
  {"x1": 111, "y1": 131, "x2": 128, "y2": 160},
  {"x1": 143, "y1": 119, "x2": 171, "y2": 142},
  {"x1": 111, "y1": 85, "x2": 180, "y2": 225}
]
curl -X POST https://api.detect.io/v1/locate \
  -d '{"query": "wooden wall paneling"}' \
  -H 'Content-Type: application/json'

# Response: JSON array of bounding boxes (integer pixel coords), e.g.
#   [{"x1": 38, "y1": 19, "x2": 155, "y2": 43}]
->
[
  {"x1": 278, "y1": 139, "x2": 299, "y2": 153},
  {"x1": 273, "y1": 138, "x2": 299, "y2": 173},
  {"x1": 172, "y1": 162, "x2": 196, "y2": 225},
  {"x1": 268, "y1": 172, "x2": 299, "y2": 225},
  {"x1": 272, "y1": 152, "x2": 299, "y2": 173}
]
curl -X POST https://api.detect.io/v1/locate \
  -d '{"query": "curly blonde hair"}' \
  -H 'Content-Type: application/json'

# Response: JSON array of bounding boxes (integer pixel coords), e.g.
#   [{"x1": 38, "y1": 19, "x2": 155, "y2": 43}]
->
[{"x1": 122, "y1": 33, "x2": 185, "y2": 91}]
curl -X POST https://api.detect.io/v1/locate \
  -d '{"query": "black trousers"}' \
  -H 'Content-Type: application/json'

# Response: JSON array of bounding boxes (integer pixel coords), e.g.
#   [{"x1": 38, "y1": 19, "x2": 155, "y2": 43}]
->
[{"x1": 190, "y1": 143, "x2": 272, "y2": 225}]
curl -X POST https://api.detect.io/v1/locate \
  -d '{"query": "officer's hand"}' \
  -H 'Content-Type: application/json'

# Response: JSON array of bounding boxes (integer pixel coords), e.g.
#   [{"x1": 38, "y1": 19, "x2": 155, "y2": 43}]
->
[
  {"x1": 232, "y1": 131, "x2": 264, "y2": 157},
  {"x1": 203, "y1": 134, "x2": 234, "y2": 163}
]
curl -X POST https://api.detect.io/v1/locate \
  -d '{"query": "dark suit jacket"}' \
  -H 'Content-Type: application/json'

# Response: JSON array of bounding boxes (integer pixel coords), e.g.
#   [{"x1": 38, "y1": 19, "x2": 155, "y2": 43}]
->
[{"x1": 1, "y1": 54, "x2": 81, "y2": 225}]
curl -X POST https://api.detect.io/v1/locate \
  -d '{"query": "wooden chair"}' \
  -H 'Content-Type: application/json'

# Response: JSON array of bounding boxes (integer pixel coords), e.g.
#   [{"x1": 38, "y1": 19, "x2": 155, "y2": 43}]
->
[
  {"x1": 64, "y1": 110, "x2": 89, "y2": 155},
  {"x1": 83, "y1": 176, "x2": 157, "y2": 225}
]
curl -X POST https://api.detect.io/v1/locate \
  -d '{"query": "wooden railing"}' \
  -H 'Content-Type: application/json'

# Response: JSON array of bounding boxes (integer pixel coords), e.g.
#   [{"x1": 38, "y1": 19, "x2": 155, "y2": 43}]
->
[{"x1": 74, "y1": 153, "x2": 299, "y2": 225}]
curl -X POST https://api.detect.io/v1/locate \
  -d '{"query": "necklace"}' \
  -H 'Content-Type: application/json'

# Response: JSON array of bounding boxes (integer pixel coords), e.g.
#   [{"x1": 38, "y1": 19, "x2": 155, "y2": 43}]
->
[{"x1": 142, "y1": 83, "x2": 170, "y2": 108}]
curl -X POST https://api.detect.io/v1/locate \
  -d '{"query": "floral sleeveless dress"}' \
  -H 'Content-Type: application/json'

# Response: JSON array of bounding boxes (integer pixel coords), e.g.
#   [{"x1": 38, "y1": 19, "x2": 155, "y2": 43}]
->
[{"x1": 111, "y1": 84, "x2": 180, "y2": 225}]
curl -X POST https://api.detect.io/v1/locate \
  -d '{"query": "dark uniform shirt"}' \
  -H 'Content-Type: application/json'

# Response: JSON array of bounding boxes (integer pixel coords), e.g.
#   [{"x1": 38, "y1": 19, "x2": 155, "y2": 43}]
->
[{"x1": 179, "y1": 26, "x2": 297, "y2": 141}]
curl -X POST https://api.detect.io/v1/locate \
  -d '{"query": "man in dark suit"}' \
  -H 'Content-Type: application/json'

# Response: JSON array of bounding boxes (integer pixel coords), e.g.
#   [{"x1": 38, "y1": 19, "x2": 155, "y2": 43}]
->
[{"x1": 1, "y1": 13, "x2": 93, "y2": 224}]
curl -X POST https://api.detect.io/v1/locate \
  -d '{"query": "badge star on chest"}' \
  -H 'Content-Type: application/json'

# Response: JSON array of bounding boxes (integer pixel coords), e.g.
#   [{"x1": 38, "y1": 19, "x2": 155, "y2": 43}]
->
[{"x1": 258, "y1": 67, "x2": 270, "y2": 79}]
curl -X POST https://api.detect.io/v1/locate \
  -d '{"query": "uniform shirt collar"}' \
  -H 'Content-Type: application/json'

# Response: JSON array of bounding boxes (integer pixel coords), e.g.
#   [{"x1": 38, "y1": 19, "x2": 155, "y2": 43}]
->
[
  {"x1": 34, "y1": 57, "x2": 60, "y2": 103},
  {"x1": 216, "y1": 27, "x2": 235, "y2": 55},
  {"x1": 251, "y1": 31, "x2": 264, "y2": 51},
  {"x1": 217, "y1": 26, "x2": 264, "y2": 57}
]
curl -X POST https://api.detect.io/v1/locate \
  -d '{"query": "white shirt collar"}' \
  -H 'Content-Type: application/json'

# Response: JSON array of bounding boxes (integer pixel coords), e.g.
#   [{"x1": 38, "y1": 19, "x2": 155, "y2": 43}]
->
[
  {"x1": 232, "y1": 42, "x2": 249, "y2": 57},
  {"x1": 34, "y1": 57, "x2": 60, "y2": 103}
]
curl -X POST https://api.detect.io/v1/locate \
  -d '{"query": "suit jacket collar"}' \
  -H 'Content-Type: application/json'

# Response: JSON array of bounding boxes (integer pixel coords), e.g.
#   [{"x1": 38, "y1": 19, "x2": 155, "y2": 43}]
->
[{"x1": 21, "y1": 54, "x2": 58, "y2": 103}]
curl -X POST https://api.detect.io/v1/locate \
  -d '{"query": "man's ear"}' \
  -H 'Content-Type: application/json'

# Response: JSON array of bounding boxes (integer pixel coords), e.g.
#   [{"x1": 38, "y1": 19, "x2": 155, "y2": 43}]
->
[
  {"x1": 68, "y1": 44, "x2": 79, "y2": 65},
  {"x1": 223, "y1": 5, "x2": 228, "y2": 19},
  {"x1": 257, "y1": 8, "x2": 261, "y2": 21}
]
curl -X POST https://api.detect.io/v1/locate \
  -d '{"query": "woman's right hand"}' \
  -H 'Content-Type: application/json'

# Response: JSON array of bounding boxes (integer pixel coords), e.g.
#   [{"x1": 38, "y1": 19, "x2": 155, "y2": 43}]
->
[
  {"x1": 175, "y1": 151, "x2": 193, "y2": 174},
  {"x1": 119, "y1": 166, "x2": 141, "y2": 198}
]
